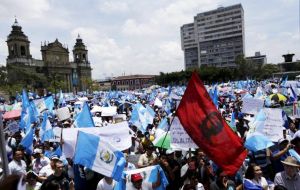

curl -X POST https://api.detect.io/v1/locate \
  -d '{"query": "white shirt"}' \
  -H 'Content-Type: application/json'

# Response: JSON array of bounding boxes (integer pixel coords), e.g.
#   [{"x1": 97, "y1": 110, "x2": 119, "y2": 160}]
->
[
  {"x1": 96, "y1": 178, "x2": 116, "y2": 190},
  {"x1": 8, "y1": 159, "x2": 27, "y2": 175},
  {"x1": 39, "y1": 164, "x2": 53, "y2": 177},
  {"x1": 32, "y1": 157, "x2": 50, "y2": 174},
  {"x1": 138, "y1": 153, "x2": 157, "y2": 167}
]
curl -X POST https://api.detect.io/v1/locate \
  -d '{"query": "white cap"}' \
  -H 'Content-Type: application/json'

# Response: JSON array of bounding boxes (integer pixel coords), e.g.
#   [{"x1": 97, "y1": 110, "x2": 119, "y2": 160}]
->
[
  {"x1": 166, "y1": 149, "x2": 174, "y2": 155},
  {"x1": 33, "y1": 148, "x2": 42, "y2": 154}
]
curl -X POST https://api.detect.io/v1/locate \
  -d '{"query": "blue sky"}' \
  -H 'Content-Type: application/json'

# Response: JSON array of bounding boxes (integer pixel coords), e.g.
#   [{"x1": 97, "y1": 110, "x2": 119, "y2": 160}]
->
[{"x1": 0, "y1": 0, "x2": 299, "y2": 79}]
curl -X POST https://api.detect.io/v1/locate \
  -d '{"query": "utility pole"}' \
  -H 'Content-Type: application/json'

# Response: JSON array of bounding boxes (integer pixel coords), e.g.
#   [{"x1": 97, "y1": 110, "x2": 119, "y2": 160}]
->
[{"x1": 0, "y1": 113, "x2": 9, "y2": 178}]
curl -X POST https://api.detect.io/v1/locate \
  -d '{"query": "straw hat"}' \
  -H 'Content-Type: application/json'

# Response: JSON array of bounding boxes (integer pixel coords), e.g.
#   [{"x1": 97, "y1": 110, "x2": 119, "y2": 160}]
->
[{"x1": 281, "y1": 156, "x2": 300, "y2": 167}]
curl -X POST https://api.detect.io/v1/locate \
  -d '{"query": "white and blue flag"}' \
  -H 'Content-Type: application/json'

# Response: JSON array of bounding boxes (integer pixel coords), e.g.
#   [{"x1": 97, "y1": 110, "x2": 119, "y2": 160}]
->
[
  {"x1": 20, "y1": 126, "x2": 34, "y2": 154},
  {"x1": 74, "y1": 131, "x2": 125, "y2": 181},
  {"x1": 40, "y1": 112, "x2": 54, "y2": 142},
  {"x1": 74, "y1": 102, "x2": 95, "y2": 128}
]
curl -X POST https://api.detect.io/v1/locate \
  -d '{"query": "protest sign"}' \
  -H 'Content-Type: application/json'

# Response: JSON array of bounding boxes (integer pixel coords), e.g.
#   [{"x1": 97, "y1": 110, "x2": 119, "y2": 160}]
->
[
  {"x1": 6, "y1": 121, "x2": 19, "y2": 135},
  {"x1": 241, "y1": 98, "x2": 264, "y2": 115},
  {"x1": 170, "y1": 117, "x2": 198, "y2": 150},
  {"x1": 63, "y1": 121, "x2": 132, "y2": 158},
  {"x1": 256, "y1": 108, "x2": 284, "y2": 142},
  {"x1": 101, "y1": 106, "x2": 117, "y2": 116},
  {"x1": 113, "y1": 114, "x2": 126, "y2": 123},
  {"x1": 56, "y1": 107, "x2": 71, "y2": 121},
  {"x1": 92, "y1": 117, "x2": 102, "y2": 126}
]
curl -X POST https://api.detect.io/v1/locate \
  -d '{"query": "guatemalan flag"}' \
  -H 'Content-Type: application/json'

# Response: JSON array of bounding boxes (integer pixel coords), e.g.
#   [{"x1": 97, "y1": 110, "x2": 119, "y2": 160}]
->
[
  {"x1": 114, "y1": 165, "x2": 169, "y2": 190},
  {"x1": 74, "y1": 102, "x2": 95, "y2": 128},
  {"x1": 33, "y1": 96, "x2": 55, "y2": 115},
  {"x1": 73, "y1": 131, "x2": 125, "y2": 181},
  {"x1": 39, "y1": 112, "x2": 54, "y2": 142}
]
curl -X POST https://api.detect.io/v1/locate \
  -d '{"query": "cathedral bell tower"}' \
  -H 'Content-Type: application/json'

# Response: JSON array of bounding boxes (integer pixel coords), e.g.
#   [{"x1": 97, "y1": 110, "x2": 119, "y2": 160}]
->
[
  {"x1": 6, "y1": 18, "x2": 32, "y2": 63},
  {"x1": 73, "y1": 34, "x2": 88, "y2": 64}
]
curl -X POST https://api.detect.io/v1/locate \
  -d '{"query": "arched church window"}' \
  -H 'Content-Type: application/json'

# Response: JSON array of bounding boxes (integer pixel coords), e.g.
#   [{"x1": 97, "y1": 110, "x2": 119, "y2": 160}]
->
[
  {"x1": 10, "y1": 46, "x2": 15, "y2": 55},
  {"x1": 82, "y1": 54, "x2": 86, "y2": 60},
  {"x1": 20, "y1": 46, "x2": 26, "y2": 56}
]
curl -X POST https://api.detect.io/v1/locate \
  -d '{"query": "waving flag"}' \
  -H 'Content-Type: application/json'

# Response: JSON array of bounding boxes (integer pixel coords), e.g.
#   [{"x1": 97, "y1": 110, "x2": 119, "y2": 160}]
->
[
  {"x1": 74, "y1": 131, "x2": 125, "y2": 181},
  {"x1": 176, "y1": 72, "x2": 247, "y2": 175},
  {"x1": 20, "y1": 89, "x2": 30, "y2": 131},
  {"x1": 74, "y1": 102, "x2": 95, "y2": 128},
  {"x1": 20, "y1": 126, "x2": 34, "y2": 154},
  {"x1": 40, "y1": 113, "x2": 54, "y2": 142}
]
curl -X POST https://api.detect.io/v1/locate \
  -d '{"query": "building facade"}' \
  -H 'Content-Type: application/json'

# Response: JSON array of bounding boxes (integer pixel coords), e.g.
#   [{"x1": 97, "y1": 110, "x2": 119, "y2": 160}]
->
[
  {"x1": 245, "y1": 52, "x2": 267, "y2": 68},
  {"x1": 111, "y1": 75, "x2": 156, "y2": 91},
  {"x1": 181, "y1": 4, "x2": 244, "y2": 69},
  {"x1": 6, "y1": 19, "x2": 92, "y2": 92}
]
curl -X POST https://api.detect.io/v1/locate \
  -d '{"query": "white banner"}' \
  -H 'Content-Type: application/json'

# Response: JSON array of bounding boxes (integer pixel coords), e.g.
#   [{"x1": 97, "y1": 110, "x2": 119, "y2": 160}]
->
[
  {"x1": 63, "y1": 121, "x2": 132, "y2": 158},
  {"x1": 101, "y1": 106, "x2": 117, "y2": 117},
  {"x1": 256, "y1": 108, "x2": 284, "y2": 142},
  {"x1": 170, "y1": 117, "x2": 198, "y2": 150},
  {"x1": 241, "y1": 98, "x2": 264, "y2": 115}
]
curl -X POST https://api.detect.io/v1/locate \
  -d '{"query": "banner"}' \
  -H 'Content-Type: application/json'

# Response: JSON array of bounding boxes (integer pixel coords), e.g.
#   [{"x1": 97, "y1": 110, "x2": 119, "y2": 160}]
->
[
  {"x1": 170, "y1": 117, "x2": 198, "y2": 150},
  {"x1": 101, "y1": 106, "x2": 117, "y2": 117},
  {"x1": 241, "y1": 98, "x2": 264, "y2": 115},
  {"x1": 5, "y1": 121, "x2": 19, "y2": 135},
  {"x1": 63, "y1": 121, "x2": 132, "y2": 158}
]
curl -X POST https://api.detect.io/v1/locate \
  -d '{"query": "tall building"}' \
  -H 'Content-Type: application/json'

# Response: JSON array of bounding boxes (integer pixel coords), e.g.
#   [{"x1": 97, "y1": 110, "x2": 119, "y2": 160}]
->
[
  {"x1": 181, "y1": 4, "x2": 244, "y2": 69},
  {"x1": 6, "y1": 19, "x2": 92, "y2": 92}
]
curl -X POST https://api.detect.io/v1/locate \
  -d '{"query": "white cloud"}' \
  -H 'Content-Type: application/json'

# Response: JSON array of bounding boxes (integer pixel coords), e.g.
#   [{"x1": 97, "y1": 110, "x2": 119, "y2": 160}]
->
[
  {"x1": 98, "y1": 1, "x2": 129, "y2": 13},
  {"x1": 0, "y1": 0, "x2": 50, "y2": 20}
]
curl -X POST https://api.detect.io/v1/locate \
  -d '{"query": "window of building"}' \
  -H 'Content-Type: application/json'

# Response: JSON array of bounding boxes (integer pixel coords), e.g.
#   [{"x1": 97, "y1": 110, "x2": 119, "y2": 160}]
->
[
  {"x1": 20, "y1": 46, "x2": 26, "y2": 56},
  {"x1": 117, "y1": 81, "x2": 120, "y2": 85},
  {"x1": 82, "y1": 54, "x2": 86, "y2": 60},
  {"x1": 10, "y1": 46, "x2": 15, "y2": 55}
]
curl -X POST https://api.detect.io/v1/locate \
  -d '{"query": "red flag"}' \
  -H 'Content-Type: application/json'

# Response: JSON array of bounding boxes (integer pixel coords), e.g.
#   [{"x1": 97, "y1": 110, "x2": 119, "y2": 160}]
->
[{"x1": 176, "y1": 72, "x2": 247, "y2": 175}]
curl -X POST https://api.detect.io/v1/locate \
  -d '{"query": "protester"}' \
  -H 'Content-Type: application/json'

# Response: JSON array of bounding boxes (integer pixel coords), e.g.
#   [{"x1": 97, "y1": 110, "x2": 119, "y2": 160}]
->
[
  {"x1": 8, "y1": 148, "x2": 27, "y2": 176},
  {"x1": 38, "y1": 154, "x2": 60, "y2": 181},
  {"x1": 274, "y1": 156, "x2": 300, "y2": 189},
  {"x1": 243, "y1": 163, "x2": 269, "y2": 190},
  {"x1": 137, "y1": 144, "x2": 157, "y2": 168},
  {"x1": 96, "y1": 176, "x2": 116, "y2": 190},
  {"x1": 40, "y1": 159, "x2": 74, "y2": 190}
]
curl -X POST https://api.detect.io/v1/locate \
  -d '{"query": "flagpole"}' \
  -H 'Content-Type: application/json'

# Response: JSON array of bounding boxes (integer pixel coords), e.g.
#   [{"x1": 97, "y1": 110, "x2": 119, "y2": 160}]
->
[{"x1": 0, "y1": 113, "x2": 9, "y2": 177}]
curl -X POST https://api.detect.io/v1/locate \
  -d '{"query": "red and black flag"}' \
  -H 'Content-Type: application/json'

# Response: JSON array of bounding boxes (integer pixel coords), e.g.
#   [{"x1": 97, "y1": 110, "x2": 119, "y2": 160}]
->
[{"x1": 176, "y1": 72, "x2": 247, "y2": 175}]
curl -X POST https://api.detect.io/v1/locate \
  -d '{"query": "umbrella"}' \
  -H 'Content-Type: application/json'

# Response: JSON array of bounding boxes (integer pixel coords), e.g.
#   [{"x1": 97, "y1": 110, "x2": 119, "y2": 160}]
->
[
  {"x1": 269, "y1": 93, "x2": 287, "y2": 102},
  {"x1": 3, "y1": 109, "x2": 21, "y2": 120},
  {"x1": 245, "y1": 133, "x2": 274, "y2": 152},
  {"x1": 153, "y1": 132, "x2": 171, "y2": 149}
]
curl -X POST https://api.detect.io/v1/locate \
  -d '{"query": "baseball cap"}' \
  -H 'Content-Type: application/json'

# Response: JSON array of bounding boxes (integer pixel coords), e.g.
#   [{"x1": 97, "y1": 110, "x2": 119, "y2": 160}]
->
[
  {"x1": 33, "y1": 148, "x2": 42, "y2": 154},
  {"x1": 166, "y1": 149, "x2": 174, "y2": 155},
  {"x1": 131, "y1": 173, "x2": 143, "y2": 182},
  {"x1": 51, "y1": 155, "x2": 60, "y2": 160}
]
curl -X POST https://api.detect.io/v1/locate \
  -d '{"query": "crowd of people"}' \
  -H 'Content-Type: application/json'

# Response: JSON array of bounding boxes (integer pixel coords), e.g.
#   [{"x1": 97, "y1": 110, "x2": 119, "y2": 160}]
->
[{"x1": 0, "y1": 79, "x2": 300, "y2": 190}]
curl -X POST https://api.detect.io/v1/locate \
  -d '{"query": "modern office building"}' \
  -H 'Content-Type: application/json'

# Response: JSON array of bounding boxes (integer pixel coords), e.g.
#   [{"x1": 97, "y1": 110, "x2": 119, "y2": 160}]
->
[
  {"x1": 181, "y1": 4, "x2": 245, "y2": 69},
  {"x1": 6, "y1": 19, "x2": 92, "y2": 92},
  {"x1": 245, "y1": 52, "x2": 267, "y2": 68}
]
